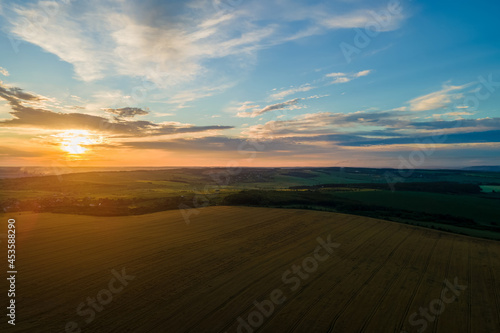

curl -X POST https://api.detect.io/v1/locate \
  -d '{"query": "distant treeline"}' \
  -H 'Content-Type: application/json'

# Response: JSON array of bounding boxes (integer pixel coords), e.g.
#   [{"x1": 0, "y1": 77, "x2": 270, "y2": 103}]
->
[
  {"x1": 222, "y1": 190, "x2": 500, "y2": 233},
  {"x1": 289, "y1": 181, "x2": 482, "y2": 194},
  {"x1": 0, "y1": 195, "x2": 200, "y2": 216}
]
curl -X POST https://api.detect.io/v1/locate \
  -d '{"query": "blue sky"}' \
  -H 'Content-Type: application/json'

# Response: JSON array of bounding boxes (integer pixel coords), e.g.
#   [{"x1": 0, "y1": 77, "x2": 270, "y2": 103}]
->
[{"x1": 0, "y1": 0, "x2": 499, "y2": 167}]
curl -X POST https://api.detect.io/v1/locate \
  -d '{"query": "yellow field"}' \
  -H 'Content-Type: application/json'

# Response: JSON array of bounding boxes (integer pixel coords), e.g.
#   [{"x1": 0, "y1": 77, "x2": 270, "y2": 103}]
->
[{"x1": 1, "y1": 207, "x2": 499, "y2": 332}]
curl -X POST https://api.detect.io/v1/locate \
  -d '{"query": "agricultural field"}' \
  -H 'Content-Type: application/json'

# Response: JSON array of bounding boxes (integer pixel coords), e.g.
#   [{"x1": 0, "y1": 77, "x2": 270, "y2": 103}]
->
[
  {"x1": 1, "y1": 167, "x2": 499, "y2": 240},
  {"x1": 331, "y1": 190, "x2": 499, "y2": 225},
  {"x1": 481, "y1": 185, "x2": 500, "y2": 193},
  {"x1": 1, "y1": 207, "x2": 499, "y2": 332}
]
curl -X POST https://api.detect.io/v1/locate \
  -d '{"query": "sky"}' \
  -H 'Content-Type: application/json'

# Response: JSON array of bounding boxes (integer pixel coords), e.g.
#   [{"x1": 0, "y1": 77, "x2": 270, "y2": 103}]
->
[{"x1": 0, "y1": 0, "x2": 499, "y2": 168}]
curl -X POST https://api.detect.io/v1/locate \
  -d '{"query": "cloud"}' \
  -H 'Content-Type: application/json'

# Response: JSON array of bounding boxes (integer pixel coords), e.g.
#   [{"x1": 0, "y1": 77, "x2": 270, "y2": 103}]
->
[
  {"x1": 104, "y1": 107, "x2": 149, "y2": 118},
  {"x1": 269, "y1": 85, "x2": 314, "y2": 100},
  {"x1": 153, "y1": 112, "x2": 175, "y2": 117},
  {"x1": 340, "y1": 130, "x2": 500, "y2": 147},
  {"x1": 0, "y1": 66, "x2": 9, "y2": 76},
  {"x1": 239, "y1": 102, "x2": 259, "y2": 110},
  {"x1": 319, "y1": 9, "x2": 405, "y2": 31},
  {"x1": 3, "y1": 1, "x2": 268, "y2": 83},
  {"x1": 7, "y1": 2, "x2": 108, "y2": 81},
  {"x1": 237, "y1": 98, "x2": 301, "y2": 118},
  {"x1": 408, "y1": 84, "x2": 468, "y2": 111},
  {"x1": 306, "y1": 94, "x2": 329, "y2": 99},
  {"x1": 165, "y1": 83, "x2": 235, "y2": 108},
  {"x1": 258, "y1": 98, "x2": 301, "y2": 114},
  {"x1": 2, "y1": 1, "x2": 405, "y2": 86},
  {"x1": 0, "y1": 82, "x2": 233, "y2": 137},
  {"x1": 121, "y1": 136, "x2": 253, "y2": 152},
  {"x1": 244, "y1": 110, "x2": 407, "y2": 137},
  {"x1": 0, "y1": 83, "x2": 44, "y2": 103},
  {"x1": 0, "y1": 105, "x2": 233, "y2": 137},
  {"x1": 240, "y1": 106, "x2": 500, "y2": 154},
  {"x1": 326, "y1": 70, "x2": 372, "y2": 84},
  {"x1": 407, "y1": 118, "x2": 500, "y2": 130},
  {"x1": 354, "y1": 70, "x2": 371, "y2": 77},
  {"x1": 331, "y1": 77, "x2": 351, "y2": 84},
  {"x1": 116, "y1": 135, "x2": 315, "y2": 154},
  {"x1": 443, "y1": 111, "x2": 474, "y2": 117},
  {"x1": 1, "y1": 1, "x2": 280, "y2": 85}
]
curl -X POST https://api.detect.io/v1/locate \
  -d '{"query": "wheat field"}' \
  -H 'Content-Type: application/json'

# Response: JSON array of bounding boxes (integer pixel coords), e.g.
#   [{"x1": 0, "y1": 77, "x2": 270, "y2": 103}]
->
[{"x1": 1, "y1": 206, "x2": 499, "y2": 332}]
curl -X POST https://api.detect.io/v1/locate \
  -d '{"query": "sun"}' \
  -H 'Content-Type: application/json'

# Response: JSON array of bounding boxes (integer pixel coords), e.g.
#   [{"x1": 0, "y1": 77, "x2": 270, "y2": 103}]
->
[{"x1": 53, "y1": 130, "x2": 102, "y2": 155}]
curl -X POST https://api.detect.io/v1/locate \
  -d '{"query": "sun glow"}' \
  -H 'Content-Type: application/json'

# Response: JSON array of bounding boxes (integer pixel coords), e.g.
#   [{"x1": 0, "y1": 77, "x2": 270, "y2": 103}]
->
[{"x1": 53, "y1": 130, "x2": 102, "y2": 155}]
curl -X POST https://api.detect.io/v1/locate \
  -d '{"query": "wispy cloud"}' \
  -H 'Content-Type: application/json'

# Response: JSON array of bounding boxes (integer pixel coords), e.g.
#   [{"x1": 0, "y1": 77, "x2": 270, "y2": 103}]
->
[
  {"x1": 319, "y1": 9, "x2": 405, "y2": 31},
  {"x1": 306, "y1": 94, "x2": 329, "y2": 99},
  {"x1": 326, "y1": 69, "x2": 372, "y2": 84},
  {"x1": 3, "y1": 1, "x2": 271, "y2": 84},
  {"x1": 443, "y1": 111, "x2": 474, "y2": 117},
  {"x1": 408, "y1": 84, "x2": 469, "y2": 111},
  {"x1": 153, "y1": 112, "x2": 175, "y2": 117},
  {"x1": 269, "y1": 84, "x2": 314, "y2": 100},
  {"x1": 237, "y1": 98, "x2": 302, "y2": 118},
  {"x1": 2, "y1": 1, "x2": 405, "y2": 87},
  {"x1": 0, "y1": 66, "x2": 9, "y2": 76},
  {"x1": 165, "y1": 83, "x2": 235, "y2": 109}
]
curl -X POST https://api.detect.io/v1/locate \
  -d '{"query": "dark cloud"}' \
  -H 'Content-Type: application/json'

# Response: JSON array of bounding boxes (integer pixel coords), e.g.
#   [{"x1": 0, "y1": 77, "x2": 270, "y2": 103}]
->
[
  {"x1": 81, "y1": 128, "x2": 500, "y2": 159},
  {"x1": 408, "y1": 118, "x2": 500, "y2": 130},
  {"x1": 0, "y1": 82, "x2": 234, "y2": 136},
  {"x1": 118, "y1": 136, "x2": 310, "y2": 153},
  {"x1": 0, "y1": 83, "x2": 44, "y2": 104},
  {"x1": 246, "y1": 109, "x2": 500, "y2": 148},
  {"x1": 104, "y1": 107, "x2": 149, "y2": 118},
  {"x1": 0, "y1": 106, "x2": 233, "y2": 136},
  {"x1": 339, "y1": 130, "x2": 500, "y2": 146},
  {"x1": 246, "y1": 110, "x2": 409, "y2": 136},
  {"x1": 248, "y1": 109, "x2": 500, "y2": 139},
  {"x1": 348, "y1": 130, "x2": 406, "y2": 137}
]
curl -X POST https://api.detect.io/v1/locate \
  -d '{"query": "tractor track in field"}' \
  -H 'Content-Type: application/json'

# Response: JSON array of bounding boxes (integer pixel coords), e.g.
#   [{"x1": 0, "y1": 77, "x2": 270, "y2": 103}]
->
[
  {"x1": 358, "y1": 229, "x2": 425, "y2": 333},
  {"x1": 325, "y1": 229, "x2": 414, "y2": 333},
  {"x1": 430, "y1": 238, "x2": 455, "y2": 333},
  {"x1": 466, "y1": 244, "x2": 472, "y2": 333},
  {"x1": 486, "y1": 244, "x2": 500, "y2": 330},
  {"x1": 218, "y1": 221, "x2": 395, "y2": 333},
  {"x1": 396, "y1": 233, "x2": 441, "y2": 332},
  {"x1": 282, "y1": 225, "x2": 405, "y2": 333},
  {"x1": 210, "y1": 217, "x2": 375, "y2": 333}
]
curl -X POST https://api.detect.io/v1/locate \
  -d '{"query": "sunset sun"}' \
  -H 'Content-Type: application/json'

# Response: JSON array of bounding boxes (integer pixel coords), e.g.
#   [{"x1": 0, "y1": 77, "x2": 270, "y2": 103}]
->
[{"x1": 54, "y1": 130, "x2": 101, "y2": 155}]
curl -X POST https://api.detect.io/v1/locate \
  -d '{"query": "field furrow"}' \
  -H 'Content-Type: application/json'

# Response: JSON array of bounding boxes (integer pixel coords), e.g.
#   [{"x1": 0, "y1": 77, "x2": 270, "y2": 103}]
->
[{"x1": 1, "y1": 207, "x2": 499, "y2": 333}]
